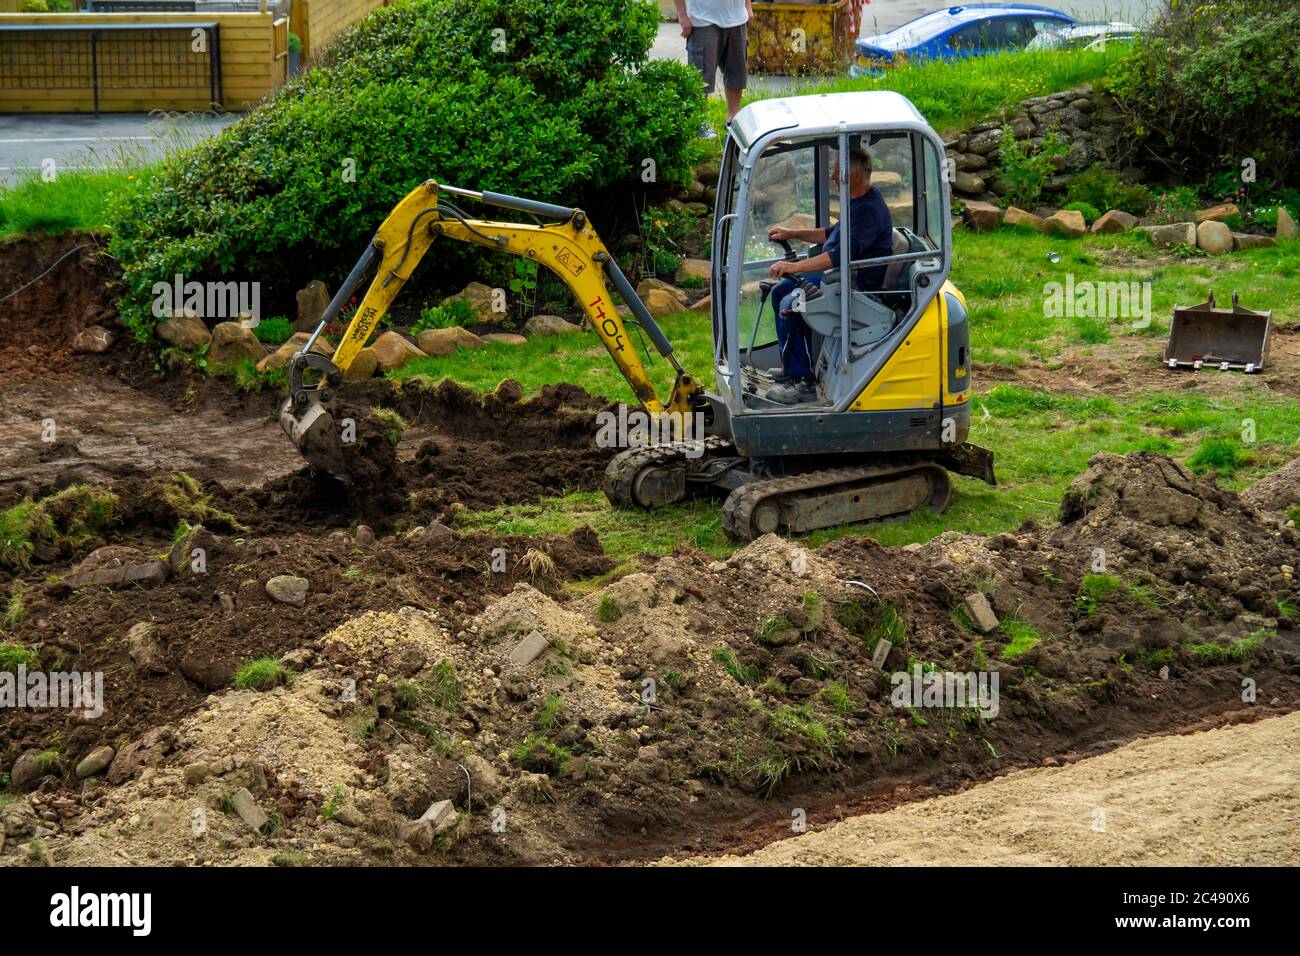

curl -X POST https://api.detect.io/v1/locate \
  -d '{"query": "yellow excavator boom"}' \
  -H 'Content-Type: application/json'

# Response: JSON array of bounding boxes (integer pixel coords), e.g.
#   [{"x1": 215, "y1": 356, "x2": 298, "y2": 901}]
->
[{"x1": 282, "y1": 181, "x2": 703, "y2": 475}]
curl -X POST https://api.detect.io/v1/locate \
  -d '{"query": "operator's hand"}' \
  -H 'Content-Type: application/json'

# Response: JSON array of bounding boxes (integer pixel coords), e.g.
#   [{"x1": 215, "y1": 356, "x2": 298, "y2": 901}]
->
[
  {"x1": 769, "y1": 260, "x2": 798, "y2": 278},
  {"x1": 680, "y1": 14, "x2": 693, "y2": 38},
  {"x1": 767, "y1": 226, "x2": 793, "y2": 242}
]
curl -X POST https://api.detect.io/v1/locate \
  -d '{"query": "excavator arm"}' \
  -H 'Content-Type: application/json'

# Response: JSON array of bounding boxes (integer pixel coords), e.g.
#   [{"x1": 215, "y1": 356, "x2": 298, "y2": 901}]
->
[{"x1": 281, "y1": 181, "x2": 704, "y2": 476}]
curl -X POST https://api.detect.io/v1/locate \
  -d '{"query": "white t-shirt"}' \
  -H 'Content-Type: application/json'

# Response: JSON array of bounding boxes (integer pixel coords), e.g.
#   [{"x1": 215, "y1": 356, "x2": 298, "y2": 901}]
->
[{"x1": 685, "y1": 0, "x2": 748, "y2": 29}]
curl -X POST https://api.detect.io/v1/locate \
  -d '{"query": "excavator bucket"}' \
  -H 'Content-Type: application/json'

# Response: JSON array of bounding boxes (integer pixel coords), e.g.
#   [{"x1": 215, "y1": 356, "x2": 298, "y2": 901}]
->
[
  {"x1": 1164, "y1": 291, "x2": 1271, "y2": 373},
  {"x1": 279, "y1": 351, "x2": 349, "y2": 478}
]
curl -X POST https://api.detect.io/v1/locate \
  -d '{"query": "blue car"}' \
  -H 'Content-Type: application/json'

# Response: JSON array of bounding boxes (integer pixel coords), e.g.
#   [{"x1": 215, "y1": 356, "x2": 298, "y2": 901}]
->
[{"x1": 851, "y1": 4, "x2": 1077, "y2": 76}]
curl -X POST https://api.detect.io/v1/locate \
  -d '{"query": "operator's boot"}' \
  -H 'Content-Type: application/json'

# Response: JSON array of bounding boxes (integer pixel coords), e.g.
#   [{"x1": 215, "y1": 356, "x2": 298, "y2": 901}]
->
[{"x1": 767, "y1": 378, "x2": 817, "y2": 404}]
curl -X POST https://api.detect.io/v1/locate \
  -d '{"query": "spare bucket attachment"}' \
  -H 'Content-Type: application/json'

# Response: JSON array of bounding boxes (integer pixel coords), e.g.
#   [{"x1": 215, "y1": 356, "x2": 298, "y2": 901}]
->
[{"x1": 1164, "y1": 291, "x2": 1271, "y2": 373}]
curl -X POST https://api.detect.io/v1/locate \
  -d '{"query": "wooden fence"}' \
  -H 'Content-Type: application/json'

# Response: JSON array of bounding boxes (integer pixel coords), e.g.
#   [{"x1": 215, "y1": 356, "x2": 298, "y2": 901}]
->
[
  {"x1": 290, "y1": 0, "x2": 387, "y2": 60},
  {"x1": 0, "y1": 11, "x2": 288, "y2": 112}
]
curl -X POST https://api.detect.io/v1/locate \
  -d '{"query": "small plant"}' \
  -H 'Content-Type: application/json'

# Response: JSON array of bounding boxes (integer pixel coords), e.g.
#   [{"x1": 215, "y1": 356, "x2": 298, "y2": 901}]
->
[
  {"x1": 412, "y1": 298, "x2": 476, "y2": 334},
  {"x1": 234, "y1": 656, "x2": 293, "y2": 691},
  {"x1": 755, "y1": 615, "x2": 791, "y2": 644},
  {"x1": 1000, "y1": 617, "x2": 1044, "y2": 659},
  {"x1": 368, "y1": 408, "x2": 406, "y2": 447},
  {"x1": 32, "y1": 747, "x2": 62, "y2": 774},
  {"x1": 536, "y1": 693, "x2": 565, "y2": 732},
  {"x1": 321, "y1": 785, "x2": 346, "y2": 821},
  {"x1": 510, "y1": 733, "x2": 571, "y2": 773},
  {"x1": 1076, "y1": 573, "x2": 1123, "y2": 617},
  {"x1": 712, "y1": 647, "x2": 760, "y2": 685},
  {"x1": 251, "y1": 316, "x2": 294, "y2": 345},
  {"x1": 519, "y1": 548, "x2": 556, "y2": 581},
  {"x1": 428, "y1": 660, "x2": 460, "y2": 708},
  {"x1": 865, "y1": 604, "x2": 907, "y2": 650},
  {"x1": 1150, "y1": 187, "x2": 1200, "y2": 225},
  {"x1": 1063, "y1": 201, "x2": 1100, "y2": 224},
  {"x1": 1063, "y1": 165, "x2": 1151, "y2": 217},
  {"x1": 997, "y1": 126, "x2": 1068, "y2": 208},
  {"x1": 0, "y1": 642, "x2": 38, "y2": 672},
  {"x1": 819, "y1": 681, "x2": 855, "y2": 715},
  {"x1": 596, "y1": 594, "x2": 623, "y2": 623},
  {"x1": 4, "y1": 584, "x2": 28, "y2": 630}
]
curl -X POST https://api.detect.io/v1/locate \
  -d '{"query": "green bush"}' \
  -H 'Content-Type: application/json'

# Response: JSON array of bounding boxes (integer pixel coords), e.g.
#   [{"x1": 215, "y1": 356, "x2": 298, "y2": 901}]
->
[
  {"x1": 413, "y1": 298, "x2": 476, "y2": 333},
  {"x1": 1108, "y1": 0, "x2": 1300, "y2": 184},
  {"x1": 251, "y1": 316, "x2": 294, "y2": 345},
  {"x1": 1150, "y1": 186, "x2": 1201, "y2": 225},
  {"x1": 1062, "y1": 201, "x2": 1100, "y2": 224},
  {"x1": 1063, "y1": 166, "x2": 1151, "y2": 217},
  {"x1": 997, "y1": 127, "x2": 1067, "y2": 209},
  {"x1": 108, "y1": 0, "x2": 705, "y2": 343}
]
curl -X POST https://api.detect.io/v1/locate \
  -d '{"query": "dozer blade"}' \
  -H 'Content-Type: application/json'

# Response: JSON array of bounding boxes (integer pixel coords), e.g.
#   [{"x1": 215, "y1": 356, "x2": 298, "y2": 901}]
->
[
  {"x1": 280, "y1": 351, "x2": 348, "y2": 478},
  {"x1": 1165, "y1": 291, "x2": 1271, "y2": 372}
]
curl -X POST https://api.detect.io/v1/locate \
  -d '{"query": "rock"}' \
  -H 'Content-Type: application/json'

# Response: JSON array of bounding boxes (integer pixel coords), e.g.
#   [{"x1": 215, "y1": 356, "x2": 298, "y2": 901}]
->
[
  {"x1": 397, "y1": 818, "x2": 433, "y2": 851},
  {"x1": 442, "y1": 281, "x2": 503, "y2": 324},
  {"x1": 183, "y1": 762, "x2": 210, "y2": 785},
  {"x1": 689, "y1": 293, "x2": 711, "y2": 313},
  {"x1": 167, "y1": 523, "x2": 218, "y2": 575},
  {"x1": 257, "y1": 331, "x2": 333, "y2": 374},
  {"x1": 414, "y1": 326, "x2": 483, "y2": 356},
  {"x1": 343, "y1": 346, "x2": 378, "y2": 382},
  {"x1": 295, "y1": 279, "x2": 331, "y2": 332},
  {"x1": 126, "y1": 622, "x2": 168, "y2": 674},
  {"x1": 523, "y1": 314, "x2": 582, "y2": 336},
  {"x1": 1196, "y1": 220, "x2": 1234, "y2": 255},
  {"x1": 230, "y1": 787, "x2": 269, "y2": 832},
  {"x1": 10, "y1": 750, "x2": 49, "y2": 790},
  {"x1": 1003, "y1": 206, "x2": 1047, "y2": 233},
  {"x1": 642, "y1": 287, "x2": 688, "y2": 318},
  {"x1": 332, "y1": 806, "x2": 364, "y2": 828},
  {"x1": 1232, "y1": 233, "x2": 1275, "y2": 251},
  {"x1": 179, "y1": 654, "x2": 232, "y2": 691},
  {"x1": 495, "y1": 378, "x2": 524, "y2": 403},
  {"x1": 460, "y1": 754, "x2": 504, "y2": 808},
  {"x1": 354, "y1": 524, "x2": 375, "y2": 547},
  {"x1": 207, "y1": 321, "x2": 267, "y2": 368},
  {"x1": 266, "y1": 575, "x2": 309, "y2": 607},
  {"x1": 106, "y1": 727, "x2": 175, "y2": 785},
  {"x1": 965, "y1": 128, "x2": 1004, "y2": 154},
  {"x1": 1194, "y1": 203, "x2": 1239, "y2": 223},
  {"x1": 508, "y1": 629, "x2": 549, "y2": 665},
  {"x1": 75, "y1": 746, "x2": 114, "y2": 779},
  {"x1": 72, "y1": 325, "x2": 116, "y2": 353},
  {"x1": 1140, "y1": 222, "x2": 1196, "y2": 249},
  {"x1": 963, "y1": 592, "x2": 999, "y2": 634},
  {"x1": 1007, "y1": 115, "x2": 1035, "y2": 139},
  {"x1": 417, "y1": 799, "x2": 457, "y2": 835},
  {"x1": 677, "y1": 258, "x2": 711, "y2": 281},
  {"x1": 156, "y1": 310, "x2": 210, "y2": 350},
  {"x1": 372, "y1": 330, "x2": 425, "y2": 372},
  {"x1": 1045, "y1": 209, "x2": 1087, "y2": 238},
  {"x1": 427, "y1": 521, "x2": 455, "y2": 543},
  {"x1": 1277, "y1": 206, "x2": 1297, "y2": 240},
  {"x1": 961, "y1": 200, "x2": 1002, "y2": 232},
  {"x1": 51, "y1": 560, "x2": 168, "y2": 595},
  {"x1": 481, "y1": 333, "x2": 527, "y2": 345},
  {"x1": 952, "y1": 171, "x2": 986, "y2": 196},
  {"x1": 1090, "y1": 209, "x2": 1138, "y2": 234}
]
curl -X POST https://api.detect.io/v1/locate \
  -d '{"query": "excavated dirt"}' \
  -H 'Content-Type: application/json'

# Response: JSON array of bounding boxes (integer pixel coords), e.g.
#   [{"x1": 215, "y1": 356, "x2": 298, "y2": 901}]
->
[{"x1": 2, "y1": 235, "x2": 1299, "y2": 867}]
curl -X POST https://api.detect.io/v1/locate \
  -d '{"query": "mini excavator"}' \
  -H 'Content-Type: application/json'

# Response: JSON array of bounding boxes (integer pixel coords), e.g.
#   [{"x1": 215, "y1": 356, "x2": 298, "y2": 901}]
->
[{"x1": 281, "y1": 91, "x2": 995, "y2": 541}]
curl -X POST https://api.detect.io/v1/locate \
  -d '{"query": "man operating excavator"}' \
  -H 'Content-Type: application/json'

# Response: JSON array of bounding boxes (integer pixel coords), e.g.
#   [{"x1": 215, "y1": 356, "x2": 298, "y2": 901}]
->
[{"x1": 764, "y1": 147, "x2": 894, "y2": 404}]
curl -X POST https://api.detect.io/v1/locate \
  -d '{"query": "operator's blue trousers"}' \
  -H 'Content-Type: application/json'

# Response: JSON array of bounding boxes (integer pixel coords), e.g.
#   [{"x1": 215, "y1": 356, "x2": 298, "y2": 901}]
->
[{"x1": 771, "y1": 274, "x2": 823, "y2": 382}]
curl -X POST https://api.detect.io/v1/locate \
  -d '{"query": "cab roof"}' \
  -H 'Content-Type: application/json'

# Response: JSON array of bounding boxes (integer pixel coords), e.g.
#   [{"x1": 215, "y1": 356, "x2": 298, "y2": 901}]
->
[{"x1": 731, "y1": 91, "x2": 934, "y2": 152}]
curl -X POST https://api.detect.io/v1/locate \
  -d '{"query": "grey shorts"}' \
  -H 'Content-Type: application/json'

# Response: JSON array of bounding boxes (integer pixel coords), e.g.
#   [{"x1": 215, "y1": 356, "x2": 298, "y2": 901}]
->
[{"x1": 686, "y1": 23, "x2": 748, "y2": 93}]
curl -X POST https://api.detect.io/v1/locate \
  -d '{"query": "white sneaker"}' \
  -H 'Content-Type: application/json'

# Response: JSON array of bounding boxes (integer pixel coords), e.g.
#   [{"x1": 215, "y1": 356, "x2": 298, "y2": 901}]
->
[{"x1": 767, "y1": 380, "x2": 816, "y2": 404}]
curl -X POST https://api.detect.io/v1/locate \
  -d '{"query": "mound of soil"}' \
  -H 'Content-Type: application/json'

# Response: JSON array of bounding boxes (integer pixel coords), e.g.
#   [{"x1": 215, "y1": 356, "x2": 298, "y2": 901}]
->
[{"x1": 0, "y1": 233, "x2": 119, "y2": 384}]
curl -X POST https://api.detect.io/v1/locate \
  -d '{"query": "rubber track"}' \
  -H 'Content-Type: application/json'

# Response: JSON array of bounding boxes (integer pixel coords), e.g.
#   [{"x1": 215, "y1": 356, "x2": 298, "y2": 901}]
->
[
  {"x1": 721, "y1": 459, "x2": 947, "y2": 541},
  {"x1": 602, "y1": 437, "x2": 733, "y2": 508}
]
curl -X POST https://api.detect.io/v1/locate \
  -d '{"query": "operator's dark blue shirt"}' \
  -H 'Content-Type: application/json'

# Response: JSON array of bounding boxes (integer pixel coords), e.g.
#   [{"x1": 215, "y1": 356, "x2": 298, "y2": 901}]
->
[{"x1": 821, "y1": 186, "x2": 894, "y2": 291}]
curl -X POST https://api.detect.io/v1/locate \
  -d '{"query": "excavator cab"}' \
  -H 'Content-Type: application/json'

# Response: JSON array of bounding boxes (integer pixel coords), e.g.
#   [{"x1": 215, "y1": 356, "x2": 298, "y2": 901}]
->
[{"x1": 280, "y1": 90, "x2": 993, "y2": 540}]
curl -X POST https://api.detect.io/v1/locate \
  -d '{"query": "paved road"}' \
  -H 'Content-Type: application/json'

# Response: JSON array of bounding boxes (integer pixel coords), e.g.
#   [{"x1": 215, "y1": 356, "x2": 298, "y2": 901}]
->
[
  {"x1": 2, "y1": 1, "x2": 1158, "y2": 187},
  {"x1": 0, "y1": 112, "x2": 237, "y2": 187}
]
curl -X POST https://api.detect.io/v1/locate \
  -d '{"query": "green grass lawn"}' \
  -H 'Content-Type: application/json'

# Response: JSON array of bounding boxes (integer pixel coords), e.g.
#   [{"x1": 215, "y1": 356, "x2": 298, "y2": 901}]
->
[
  {"x1": 0, "y1": 167, "x2": 150, "y2": 239},
  {"x1": 400, "y1": 232, "x2": 1300, "y2": 561},
  {"x1": 707, "y1": 46, "x2": 1126, "y2": 137}
]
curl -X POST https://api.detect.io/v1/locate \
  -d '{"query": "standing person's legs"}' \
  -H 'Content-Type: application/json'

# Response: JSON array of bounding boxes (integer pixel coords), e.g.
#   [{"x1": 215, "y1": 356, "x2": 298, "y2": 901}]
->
[
  {"x1": 685, "y1": 24, "x2": 721, "y2": 96},
  {"x1": 717, "y1": 24, "x2": 749, "y2": 121}
]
